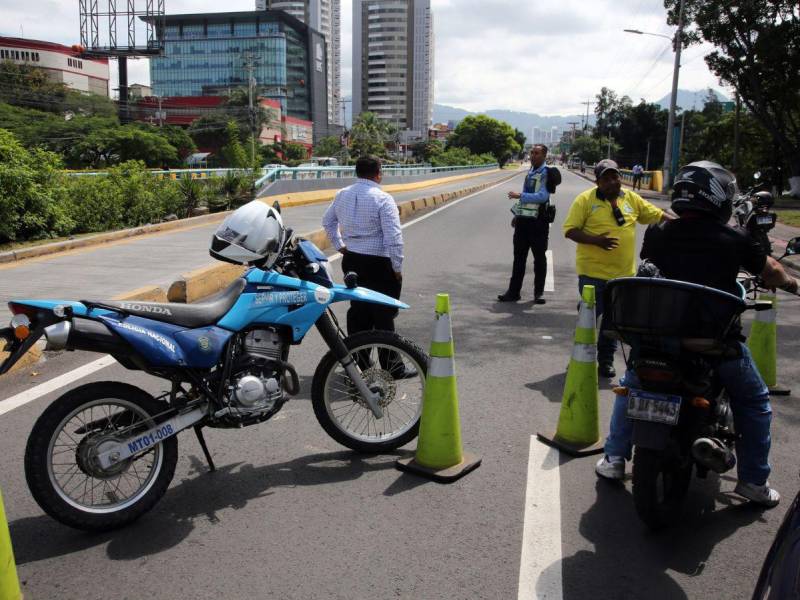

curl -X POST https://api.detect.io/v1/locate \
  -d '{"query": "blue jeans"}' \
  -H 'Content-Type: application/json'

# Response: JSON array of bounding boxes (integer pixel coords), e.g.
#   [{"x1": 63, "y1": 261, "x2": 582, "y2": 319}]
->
[
  {"x1": 604, "y1": 343, "x2": 772, "y2": 485},
  {"x1": 578, "y1": 275, "x2": 618, "y2": 365}
]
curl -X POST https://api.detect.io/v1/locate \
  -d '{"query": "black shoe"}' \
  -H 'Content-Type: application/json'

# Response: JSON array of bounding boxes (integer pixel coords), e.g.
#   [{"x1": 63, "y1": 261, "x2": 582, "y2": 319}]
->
[
  {"x1": 391, "y1": 366, "x2": 419, "y2": 380},
  {"x1": 598, "y1": 363, "x2": 616, "y2": 378},
  {"x1": 497, "y1": 292, "x2": 521, "y2": 302},
  {"x1": 534, "y1": 296, "x2": 546, "y2": 305}
]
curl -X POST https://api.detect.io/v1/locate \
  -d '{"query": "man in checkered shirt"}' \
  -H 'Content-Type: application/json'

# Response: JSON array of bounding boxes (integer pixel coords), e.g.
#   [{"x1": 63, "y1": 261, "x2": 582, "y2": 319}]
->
[{"x1": 323, "y1": 155, "x2": 406, "y2": 339}]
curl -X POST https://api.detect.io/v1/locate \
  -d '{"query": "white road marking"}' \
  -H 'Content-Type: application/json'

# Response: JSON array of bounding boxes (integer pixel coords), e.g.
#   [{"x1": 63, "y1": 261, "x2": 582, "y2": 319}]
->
[
  {"x1": 0, "y1": 355, "x2": 117, "y2": 417},
  {"x1": 0, "y1": 176, "x2": 517, "y2": 417},
  {"x1": 518, "y1": 436, "x2": 563, "y2": 600},
  {"x1": 545, "y1": 250, "x2": 555, "y2": 292}
]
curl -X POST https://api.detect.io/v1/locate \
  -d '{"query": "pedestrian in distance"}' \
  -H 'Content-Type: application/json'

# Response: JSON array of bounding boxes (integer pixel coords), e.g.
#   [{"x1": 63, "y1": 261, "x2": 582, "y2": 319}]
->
[
  {"x1": 497, "y1": 144, "x2": 552, "y2": 304},
  {"x1": 632, "y1": 163, "x2": 644, "y2": 191},
  {"x1": 322, "y1": 155, "x2": 417, "y2": 379},
  {"x1": 595, "y1": 161, "x2": 800, "y2": 507},
  {"x1": 562, "y1": 159, "x2": 671, "y2": 378}
]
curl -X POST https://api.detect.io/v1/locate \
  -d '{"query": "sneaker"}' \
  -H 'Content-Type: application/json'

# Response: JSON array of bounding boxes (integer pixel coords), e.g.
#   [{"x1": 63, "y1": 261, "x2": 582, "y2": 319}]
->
[
  {"x1": 734, "y1": 481, "x2": 780, "y2": 508},
  {"x1": 497, "y1": 292, "x2": 521, "y2": 302},
  {"x1": 595, "y1": 455, "x2": 625, "y2": 480},
  {"x1": 598, "y1": 363, "x2": 616, "y2": 378},
  {"x1": 534, "y1": 296, "x2": 546, "y2": 305}
]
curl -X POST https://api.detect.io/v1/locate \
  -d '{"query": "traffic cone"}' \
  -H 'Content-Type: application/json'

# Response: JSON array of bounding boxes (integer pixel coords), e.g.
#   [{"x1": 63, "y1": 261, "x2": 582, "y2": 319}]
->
[
  {"x1": 537, "y1": 285, "x2": 604, "y2": 456},
  {"x1": 396, "y1": 293, "x2": 481, "y2": 483},
  {"x1": 0, "y1": 488, "x2": 21, "y2": 600},
  {"x1": 747, "y1": 294, "x2": 791, "y2": 396}
]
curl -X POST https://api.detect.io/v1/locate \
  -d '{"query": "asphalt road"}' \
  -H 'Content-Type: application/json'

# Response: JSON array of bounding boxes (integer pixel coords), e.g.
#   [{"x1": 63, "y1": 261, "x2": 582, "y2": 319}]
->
[{"x1": 1, "y1": 168, "x2": 800, "y2": 599}]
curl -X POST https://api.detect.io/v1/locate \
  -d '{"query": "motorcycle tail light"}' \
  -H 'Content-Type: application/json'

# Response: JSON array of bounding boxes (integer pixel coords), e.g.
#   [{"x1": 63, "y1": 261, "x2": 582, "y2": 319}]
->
[
  {"x1": 10, "y1": 314, "x2": 31, "y2": 341},
  {"x1": 636, "y1": 367, "x2": 678, "y2": 383},
  {"x1": 691, "y1": 397, "x2": 711, "y2": 409},
  {"x1": 612, "y1": 386, "x2": 629, "y2": 396}
]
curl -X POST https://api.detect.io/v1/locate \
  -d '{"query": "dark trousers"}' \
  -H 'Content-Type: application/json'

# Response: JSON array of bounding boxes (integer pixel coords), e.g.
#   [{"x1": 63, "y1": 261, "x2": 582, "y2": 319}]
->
[
  {"x1": 341, "y1": 251, "x2": 401, "y2": 335},
  {"x1": 507, "y1": 216, "x2": 549, "y2": 298},
  {"x1": 578, "y1": 275, "x2": 618, "y2": 366},
  {"x1": 632, "y1": 174, "x2": 643, "y2": 190}
]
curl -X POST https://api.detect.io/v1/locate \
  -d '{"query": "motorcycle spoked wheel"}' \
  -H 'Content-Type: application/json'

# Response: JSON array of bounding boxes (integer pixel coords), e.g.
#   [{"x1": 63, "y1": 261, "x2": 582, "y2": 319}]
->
[
  {"x1": 311, "y1": 330, "x2": 428, "y2": 453},
  {"x1": 632, "y1": 446, "x2": 693, "y2": 531},
  {"x1": 24, "y1": 381, "x2": 178, "y2": 531}
]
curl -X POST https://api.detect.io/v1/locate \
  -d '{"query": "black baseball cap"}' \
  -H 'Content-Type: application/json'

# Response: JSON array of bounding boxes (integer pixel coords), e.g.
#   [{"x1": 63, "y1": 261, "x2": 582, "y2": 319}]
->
[{"x1": 594, "y1": 159, "x2": 620, "y2": 179}]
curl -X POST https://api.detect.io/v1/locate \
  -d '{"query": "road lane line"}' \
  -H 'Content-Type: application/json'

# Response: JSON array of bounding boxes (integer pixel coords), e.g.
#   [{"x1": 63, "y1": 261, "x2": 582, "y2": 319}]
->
[
  {"x1": 0, "y1": 175, "x2": 518, "y2": 417},
  {"x1": 0, "y1": 355, "x2": 116, "y2": 417},
  {"x1": 545, "y1": 250, "x2": 555, "y2": 292},
  {"x1": 518, "y1": 436, "x2": 563, "y2": 600}
]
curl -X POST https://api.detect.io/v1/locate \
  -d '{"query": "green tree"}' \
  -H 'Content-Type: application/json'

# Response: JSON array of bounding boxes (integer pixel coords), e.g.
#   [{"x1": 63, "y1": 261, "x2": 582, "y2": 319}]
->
[
  {"x1": 513, "y1": 128, "x2": 527, "y2": 157},
  {"x1": 572, "y1": 135, "x2": 606, "y2": 165},
  {"x1": 665, "y1": 0, "x2": 800, "y2": 195},
  {"x1": 350, "y1": 112, "x2": 390, "y2": 158},
  {"x1": 72, "y1": 127, "x2": 179, "y2": 168},
  {"x1": 281, "y1": 141, "x2": 309, "y2": 161},
  {"x1": 188, "y1": 113, "x2": 231, "y2": 154},
  {"x1": 314, "y1": 135, "x2": 343, "y2": 158},
  {"x1": 447, "y1": 115, "x2": 520, "y2": 166},
  {"x1": 410, "y1": 139, "x2": 444, "y2": 163},
  {"x1": 220, "y1": 121, "x2": 249, "y2": 168}
]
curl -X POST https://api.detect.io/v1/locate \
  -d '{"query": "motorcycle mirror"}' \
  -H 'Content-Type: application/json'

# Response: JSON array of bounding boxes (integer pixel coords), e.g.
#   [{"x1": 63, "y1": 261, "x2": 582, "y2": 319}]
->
[
  {"x1": 754, "y1": 301, "x2": 773, "y2": 312},
  {"x1": 272, "y1": 200, "x2": 281, "y2": 214},
  {"x1": 787, "y1": 236, "x2": 800, "y2": 256},
  {"x1": 343, "y1": 272, "x2": 359, "y2": 289},
  {"x1": 753, "y1": 171, "x2": 761, "y2": 180}
]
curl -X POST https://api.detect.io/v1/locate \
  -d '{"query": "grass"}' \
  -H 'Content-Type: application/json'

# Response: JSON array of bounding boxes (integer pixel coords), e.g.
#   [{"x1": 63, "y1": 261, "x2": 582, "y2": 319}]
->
[{"x1": 777, "y1": 210, "x2": 800, "y2": 227}]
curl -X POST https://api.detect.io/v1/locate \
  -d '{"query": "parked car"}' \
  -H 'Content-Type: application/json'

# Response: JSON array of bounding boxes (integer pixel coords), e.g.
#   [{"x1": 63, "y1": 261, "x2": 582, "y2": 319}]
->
[{"x1": 752, "y1": 483, "x2": 800, "y2": 599}]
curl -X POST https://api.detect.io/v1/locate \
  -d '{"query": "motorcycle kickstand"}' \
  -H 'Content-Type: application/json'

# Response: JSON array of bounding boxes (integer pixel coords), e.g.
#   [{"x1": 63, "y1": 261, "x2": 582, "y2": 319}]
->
[{"x1": 194, "y1": 425, "x2": 216, "y2": 473}]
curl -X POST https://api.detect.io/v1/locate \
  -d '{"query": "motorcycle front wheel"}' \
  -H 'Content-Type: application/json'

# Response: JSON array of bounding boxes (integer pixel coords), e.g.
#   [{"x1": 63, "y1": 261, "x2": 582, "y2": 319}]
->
[
  {"x1": 24, "y1": 381, "x2": 178, "y2": 531},
  {"x1": 632, "y1": 446, "x2": 693, "y2": 530},
  {"x1": 311, "y1": 330, "x2": 428, "y2": 453}
]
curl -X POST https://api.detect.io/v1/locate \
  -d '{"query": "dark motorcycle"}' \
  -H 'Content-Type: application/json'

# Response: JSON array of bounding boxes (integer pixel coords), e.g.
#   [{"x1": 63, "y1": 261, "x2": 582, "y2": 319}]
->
[
  {"x1": 602, "y1": 237, "x2": 798, "y2": 530},
  {"x1": 733, "y1": 172, "x2": 778, "y2": 256}
]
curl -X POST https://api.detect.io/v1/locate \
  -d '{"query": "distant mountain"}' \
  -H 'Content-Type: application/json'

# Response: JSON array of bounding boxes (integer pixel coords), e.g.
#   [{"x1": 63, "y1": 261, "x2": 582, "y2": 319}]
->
[
  {"x1": 655, "y1": 88, "x2": 731, "y2": 111},
  {"x1": 432, "y1": 105, "x2": 593, "y2": 142}
]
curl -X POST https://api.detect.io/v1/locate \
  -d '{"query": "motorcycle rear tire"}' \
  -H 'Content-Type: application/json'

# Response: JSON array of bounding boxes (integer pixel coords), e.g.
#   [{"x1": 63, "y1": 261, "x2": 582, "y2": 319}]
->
[
  {"x1": 24, "y1": 381, "x2": 178, "y2": 531},
  {"x1": 632, "y1": 446, "x2": 693, "y2": 531},
  {"x1": 311, "y1": 330, "x2": 428, "y2": 453}
]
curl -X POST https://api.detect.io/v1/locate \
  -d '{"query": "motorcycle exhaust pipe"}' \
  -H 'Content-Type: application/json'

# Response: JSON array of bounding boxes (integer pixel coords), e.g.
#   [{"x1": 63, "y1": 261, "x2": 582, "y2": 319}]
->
[
  {"x1": 44, "y1": 321, "x2": 71, "y2": 351},
  {"x1": 692, "y1": 437, "x2": 736, "y2": 473}
]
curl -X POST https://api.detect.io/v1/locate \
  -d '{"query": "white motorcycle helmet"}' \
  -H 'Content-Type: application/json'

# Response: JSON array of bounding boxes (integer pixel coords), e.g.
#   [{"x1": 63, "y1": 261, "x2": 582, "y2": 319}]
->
[{"x1": 210, "y1": 200, "x2": 287, "y2": 267}]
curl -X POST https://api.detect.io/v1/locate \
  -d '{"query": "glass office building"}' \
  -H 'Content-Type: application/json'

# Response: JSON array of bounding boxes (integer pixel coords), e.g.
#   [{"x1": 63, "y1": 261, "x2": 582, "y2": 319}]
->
[{"x1": 148, "y1": 11, "x2": 327, "y2": 124}]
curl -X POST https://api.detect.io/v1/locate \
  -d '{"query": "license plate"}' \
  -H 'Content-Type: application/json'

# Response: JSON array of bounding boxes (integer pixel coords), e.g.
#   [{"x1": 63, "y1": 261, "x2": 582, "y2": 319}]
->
[
  {"x1": 756, "y1": 214, "x2": 774, "y2": 226},
  {"x1": 627, "y1": 389, "x2": 681, "y2": 425}
]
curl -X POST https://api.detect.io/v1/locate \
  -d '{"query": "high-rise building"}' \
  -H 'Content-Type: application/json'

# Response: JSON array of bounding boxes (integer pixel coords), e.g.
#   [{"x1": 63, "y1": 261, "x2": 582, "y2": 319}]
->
[
  {"x1": 147, "y1": 10, "x2": 330, "y2": 141},
  {"x1": 257, "y1": 0, "x2": 341, "y2": 126},
  {"x1": 352, "y1": 0, "x2": 433, "y2": 137}
]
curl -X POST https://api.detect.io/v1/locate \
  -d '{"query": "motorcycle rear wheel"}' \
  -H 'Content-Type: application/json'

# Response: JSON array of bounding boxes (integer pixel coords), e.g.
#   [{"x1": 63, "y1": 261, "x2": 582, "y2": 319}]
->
[
  {"x1": 632, "y1": 446, "x2": 693, "y2": 531},
  {"x1": 24, "y1": 381, "x2": 178, "y2": 531},
  {"x1": 311, "y1": 330, "x2": 428, "y2": 453}
]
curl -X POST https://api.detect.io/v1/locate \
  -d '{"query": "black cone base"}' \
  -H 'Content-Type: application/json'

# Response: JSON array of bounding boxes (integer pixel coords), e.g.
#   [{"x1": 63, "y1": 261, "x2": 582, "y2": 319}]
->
[
  {"x1": 536, "y1": 431, "x2": 604, "y2": 457},
  {"x1": 395, "y1": 452, "x2": 482, "y2": 483}
]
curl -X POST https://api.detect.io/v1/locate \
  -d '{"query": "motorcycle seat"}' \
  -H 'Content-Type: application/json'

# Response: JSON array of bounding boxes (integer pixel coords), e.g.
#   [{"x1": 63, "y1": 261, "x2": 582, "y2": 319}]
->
[{"x1": 84, "y1": 278, "x2": 246, "y2": 329}]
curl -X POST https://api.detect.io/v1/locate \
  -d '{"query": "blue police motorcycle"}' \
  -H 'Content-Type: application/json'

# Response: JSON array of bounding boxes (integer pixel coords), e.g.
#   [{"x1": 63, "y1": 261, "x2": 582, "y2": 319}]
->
[{"x1": 0, "y1": 201, "x2": 427, "y2": 531}]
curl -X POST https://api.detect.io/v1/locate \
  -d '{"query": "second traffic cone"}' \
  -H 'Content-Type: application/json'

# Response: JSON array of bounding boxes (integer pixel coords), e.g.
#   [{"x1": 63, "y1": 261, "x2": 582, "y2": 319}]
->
[
  {"x1": 396, "y1": 293, "x2": 481, "y2": 483},
  {"x1": 0, "y1": 488, "x2": 21, "y2": 600},
  {"x1": 747, "y1": 294, "x2": 791, "y2": 396},
  {"x1": 537, "y1": 285, "x2": 604, "y2": 456}
]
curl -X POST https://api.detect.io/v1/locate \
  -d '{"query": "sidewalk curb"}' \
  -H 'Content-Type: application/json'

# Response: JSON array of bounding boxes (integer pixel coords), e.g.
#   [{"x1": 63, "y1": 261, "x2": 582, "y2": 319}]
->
[{"x1": 0, "y1": 168, "x2": 503, "y2": 266}]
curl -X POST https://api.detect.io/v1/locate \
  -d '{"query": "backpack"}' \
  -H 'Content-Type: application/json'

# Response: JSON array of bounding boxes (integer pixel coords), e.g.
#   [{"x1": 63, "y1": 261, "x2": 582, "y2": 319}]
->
[{"x1": 545, "y1": 166, "x2": 562, "y2": 194}]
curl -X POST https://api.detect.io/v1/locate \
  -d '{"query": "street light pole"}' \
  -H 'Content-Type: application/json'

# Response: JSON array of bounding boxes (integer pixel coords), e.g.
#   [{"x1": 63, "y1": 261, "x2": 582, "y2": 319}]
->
[{"x1": 624, "y1": 0, "x2": 685, "y2": 192}]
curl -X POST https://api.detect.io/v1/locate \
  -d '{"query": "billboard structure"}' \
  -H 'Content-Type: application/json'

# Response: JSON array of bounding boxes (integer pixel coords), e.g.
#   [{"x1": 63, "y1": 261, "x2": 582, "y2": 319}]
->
[{"x1": 78, "y1": 1, "x2": 165, "y2": 116}]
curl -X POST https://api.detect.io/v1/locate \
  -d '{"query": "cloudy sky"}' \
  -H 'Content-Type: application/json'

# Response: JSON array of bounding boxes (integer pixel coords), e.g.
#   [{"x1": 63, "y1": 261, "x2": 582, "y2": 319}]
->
[{"x1": 0, "y1": 0, "x2": 728, "y2": 116}]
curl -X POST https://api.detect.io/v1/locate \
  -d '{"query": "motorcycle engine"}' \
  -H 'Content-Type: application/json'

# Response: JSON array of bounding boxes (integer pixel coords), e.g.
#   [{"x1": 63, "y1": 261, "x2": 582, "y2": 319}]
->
[{"x1": 228, "y1": 328, "x2": 286, "y2": 415}]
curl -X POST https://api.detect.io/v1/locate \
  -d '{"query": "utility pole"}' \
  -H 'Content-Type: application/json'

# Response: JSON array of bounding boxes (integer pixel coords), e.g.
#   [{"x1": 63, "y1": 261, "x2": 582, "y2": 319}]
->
[
  {"x1": 567, "y1": 121, "x2": 579, "y2": 142},
  {"x1": 581, "y1": 99, "x2": 595, "y2": 132},
  {"x1": 243, "y1": 51, "x2": 260, "y2": 167},
  {"x1": 662, "y1": 0, "x2": 685, "y2": 191},
  {"x1": 733, "y1": 92, "x2": 741, "y2": 170}
]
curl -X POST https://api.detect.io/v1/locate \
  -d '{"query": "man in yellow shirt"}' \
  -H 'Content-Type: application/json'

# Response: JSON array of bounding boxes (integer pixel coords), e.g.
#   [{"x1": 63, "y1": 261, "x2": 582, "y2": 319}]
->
[{"x1": 563, "y1": 159, "x2": 670, "y2": 377}]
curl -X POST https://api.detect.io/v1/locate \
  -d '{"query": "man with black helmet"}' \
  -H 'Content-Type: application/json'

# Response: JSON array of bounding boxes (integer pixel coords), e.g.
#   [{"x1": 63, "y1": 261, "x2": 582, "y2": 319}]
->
[{"x1": 595, "y1": 161, "x2": 800, "y2": 508}]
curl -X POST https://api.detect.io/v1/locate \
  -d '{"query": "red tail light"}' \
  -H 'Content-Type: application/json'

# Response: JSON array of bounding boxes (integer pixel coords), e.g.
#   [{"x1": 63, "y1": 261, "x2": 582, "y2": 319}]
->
[
  {"x1": 8, "y1": 303, "x2": 37, "y2": 318},
  {"x1": 636, "y1": 367, "x2": 678, "y2": 383}
]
